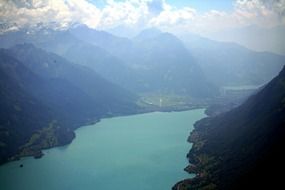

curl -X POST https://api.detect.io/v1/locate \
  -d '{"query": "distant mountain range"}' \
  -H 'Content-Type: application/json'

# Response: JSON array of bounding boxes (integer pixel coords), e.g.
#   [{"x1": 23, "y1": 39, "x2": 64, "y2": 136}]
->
[
  {"x1": 0, "y1": 26, "x2": 219, "y2": 98},
  {"x1": 68, "y1": 26, "x2": 219, "y2": 97},
  {"x1": 174, "y1": 65, "x2": 285, "y2": 189},
  {"x1": 1, "y1": 25, "x2": 284, "y2": 93},
  {"x1": 208, "y1": 25, "x2": 285, "y2": 56},
  {"x1": 181, "y1": 33, "x2": 285, "y2": 86}
]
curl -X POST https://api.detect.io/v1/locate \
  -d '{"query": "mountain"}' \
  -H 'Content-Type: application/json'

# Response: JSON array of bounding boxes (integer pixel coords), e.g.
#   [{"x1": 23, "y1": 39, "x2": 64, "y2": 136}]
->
[
  {"x1": 133, "y1": 28, "x2": 162, "y2": 42},
  {"x1": 69, "y1": 25, "x2": 284, "y2": 97},
  {"x1": 181, "y1": 33, "x2": 285, "y2": 86},
  {"x1": 207, "y1": 25, "x2": 285, "y2": 55},
  {"x1": 61, "y1": 41, "x2": 140, "y2": 91},
  {"x1": 0, "y1": 49, "x2": 74, "y2": 164},
  {"x1": 10, "y1": 26, "x2": 282, "y2": 99},
  {"x1": 0, "y1": 28, "x2": 147, "y2": 94},
  {"x1": 1, "y1": 27, "x2": 284, "y2": 95},
  {"x1": 69, "y1": 25, "x2": 134, "y2": 59},
  {"x1": 129, "y1": 30, "x2": 218, "y2": 97},
  {"x1": 107, "y1": 25, "x2": 140, "y2": 38},
  {"x1": 71, "y1": 26, "x2": 219, "y2": 97},
  {"x1": 8, "y1": 44, "x2": 138, "y2": 115},
  {"x1": 174, "y1": 66, "x2": 285, "y2": 189},
  {"x1": 0, "y1": 44, "x2": 139, "y2": 165},
  {"x1": 0, "y1": 28, "x2": 140, "y2": 90}
]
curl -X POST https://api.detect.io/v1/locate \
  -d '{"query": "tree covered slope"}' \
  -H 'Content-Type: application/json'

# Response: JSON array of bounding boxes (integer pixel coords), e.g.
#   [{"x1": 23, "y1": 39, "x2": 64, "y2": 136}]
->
[
  {"x1": 174, "y1": 66, "x2": 285, "y2": 189},
  {"x1": 0, "y1": 45, "x2": 139, "y2": 165}
]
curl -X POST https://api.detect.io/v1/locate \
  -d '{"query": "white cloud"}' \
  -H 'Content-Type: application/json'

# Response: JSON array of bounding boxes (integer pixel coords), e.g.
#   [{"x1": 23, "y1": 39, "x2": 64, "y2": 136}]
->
[
  {"x1": 149, "y1": 7, "x2": 196, "y2": 27},
  {"x1": 98, "y1": 0, "x2": 148, "y2": 29},
  {"x1": 0, "y1": 0, "x2": 284, "y2": 34},
  {"x1": 66, "y1": 0, "x2": 101, "y2": 28},
  {"x1": 0, "y1": 0, "x2": 100, "y2": 30},
  {"x1": 150, "y1": 0, "x2": 285, "y2": 35},
  {"x1": 232, "y1": 0, "x2": 281, "y2": 27}
]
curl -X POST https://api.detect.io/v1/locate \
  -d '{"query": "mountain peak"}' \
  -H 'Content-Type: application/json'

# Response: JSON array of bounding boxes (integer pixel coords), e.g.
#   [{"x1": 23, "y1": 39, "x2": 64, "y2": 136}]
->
[
  {"x1": 70, "y1": 24, "x2": 113, "y2": 37},
  {"x1": 134, "y1": 27, "x2": 162, "y2": 41}
]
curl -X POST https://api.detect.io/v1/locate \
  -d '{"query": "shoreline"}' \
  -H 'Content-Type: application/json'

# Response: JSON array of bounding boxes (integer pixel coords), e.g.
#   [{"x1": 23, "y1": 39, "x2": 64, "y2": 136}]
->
[
  {"x1": 172, "y1": 117, "x2": 212, "y2": 190},
  {"x1": 2, "y1": 105, "x2": 207, "y2": 166}
]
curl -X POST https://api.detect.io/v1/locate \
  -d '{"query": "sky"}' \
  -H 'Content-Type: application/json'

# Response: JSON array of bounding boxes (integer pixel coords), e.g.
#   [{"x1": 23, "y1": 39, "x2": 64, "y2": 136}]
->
[
  {"x1": 0, "y1": 0, "x2": 285, "y2": 36},
  {"x1": 91, "y1": 0, "x2": 235, "y2": 12}
]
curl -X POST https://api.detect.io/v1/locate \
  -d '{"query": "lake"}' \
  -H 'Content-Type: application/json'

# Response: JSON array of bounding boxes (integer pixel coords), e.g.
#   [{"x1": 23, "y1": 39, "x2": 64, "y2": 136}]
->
[{"x1": 0, "y1": 109, "x2": 206, "y2": 190}]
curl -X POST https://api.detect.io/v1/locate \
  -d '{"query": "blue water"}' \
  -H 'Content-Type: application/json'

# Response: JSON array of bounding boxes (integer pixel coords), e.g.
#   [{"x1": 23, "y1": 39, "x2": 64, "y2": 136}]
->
[{"x1": 0, "y1": 109, "x2": 205, "y2": 190}]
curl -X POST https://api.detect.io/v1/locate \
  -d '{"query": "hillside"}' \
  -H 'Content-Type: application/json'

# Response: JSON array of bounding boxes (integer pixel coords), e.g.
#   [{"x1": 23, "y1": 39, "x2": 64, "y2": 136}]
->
[
  {"x1": 174, "y1": 66, "x2": 285, "y2": 189},
  {"x1": 0, "y1": 50, "x2": 75, "y2": 164},
  {"x1": 0, "y1": 45, "x2": 139, "y2": 165},
  {"x1": 8, "y1": 44, "x2": 138, "y2": 115}
]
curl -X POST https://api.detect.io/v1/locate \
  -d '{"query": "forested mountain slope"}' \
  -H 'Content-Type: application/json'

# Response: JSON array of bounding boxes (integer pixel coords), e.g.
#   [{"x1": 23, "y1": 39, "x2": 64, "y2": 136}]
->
[{"x1": 174, "y1": 66, "x2": 285, "y2": 189}]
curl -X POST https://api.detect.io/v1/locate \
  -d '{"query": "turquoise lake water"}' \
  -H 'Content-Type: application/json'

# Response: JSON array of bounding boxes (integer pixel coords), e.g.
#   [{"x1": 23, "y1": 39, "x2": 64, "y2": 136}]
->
[{"x1": 0, "y1": 109, "x2": 205, "y2": 190}]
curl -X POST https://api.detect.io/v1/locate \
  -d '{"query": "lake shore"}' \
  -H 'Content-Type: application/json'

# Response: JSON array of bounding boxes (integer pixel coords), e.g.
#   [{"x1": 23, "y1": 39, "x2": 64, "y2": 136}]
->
[
  {"x1": 3, "y1": 103, "x2": 207, "y2": 166},
  {"x1": 0, "y1": 109, "x2": 206, "y2": 190}
]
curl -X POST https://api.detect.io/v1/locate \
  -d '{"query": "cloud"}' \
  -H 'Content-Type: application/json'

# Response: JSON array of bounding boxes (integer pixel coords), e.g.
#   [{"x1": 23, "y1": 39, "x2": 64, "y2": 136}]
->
[
  {"x1": 98, "y1": 0, "x2": 147, "y2": 29},
  {"x1": 232, "y1": 0, "x2": 280, "y2": 27},
  {"x1": 66, "y1": 0, "x2": 101, "y2": 28},
  {"x1": 154, "y1": 0, "x2": 285, "y2": 35},
  {"x1": 0, "y1": 0, "x2": 100, "y2": 31},
  {"x1": 149, "y1": 6, "x2": 196, "y2": 26},
  {"x1": 98, "y1": 0, "x2": 169, "y2": 29},
  {"x1": 0, "y1": 0, "x2": 285, "y2": 34}
]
